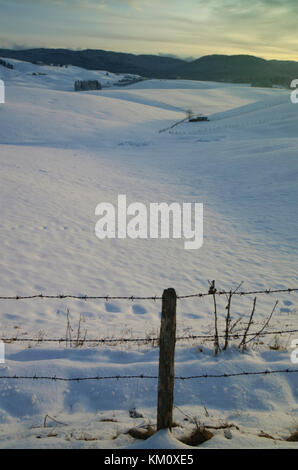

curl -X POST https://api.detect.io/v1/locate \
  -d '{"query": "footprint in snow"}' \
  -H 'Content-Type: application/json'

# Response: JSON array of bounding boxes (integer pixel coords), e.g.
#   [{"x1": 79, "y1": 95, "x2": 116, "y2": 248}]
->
[
  {"x1": 105, "y1": 303, "x2": 121, "y2": 313},
  {"x1": 132, "y1": 304, "x2": 147, "y2": 315}
]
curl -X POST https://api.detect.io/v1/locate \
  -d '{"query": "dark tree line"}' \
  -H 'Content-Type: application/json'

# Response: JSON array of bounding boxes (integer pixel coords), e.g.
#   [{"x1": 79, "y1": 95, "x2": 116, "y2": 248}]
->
[{"x1": 0, "y1": 59, "x2": 14, "y2": 69}]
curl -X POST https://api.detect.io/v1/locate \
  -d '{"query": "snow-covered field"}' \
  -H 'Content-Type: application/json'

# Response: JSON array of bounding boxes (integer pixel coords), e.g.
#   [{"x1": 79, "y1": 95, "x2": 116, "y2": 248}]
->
[{"x1": 0, "y1": 59, "x2": 297, "y2": 448}]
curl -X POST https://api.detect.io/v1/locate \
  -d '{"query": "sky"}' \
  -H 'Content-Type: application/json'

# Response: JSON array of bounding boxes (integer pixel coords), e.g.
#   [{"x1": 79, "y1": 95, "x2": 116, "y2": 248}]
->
[{"x1": 0, "y1": 0, "x2": 297, "y2": 61}]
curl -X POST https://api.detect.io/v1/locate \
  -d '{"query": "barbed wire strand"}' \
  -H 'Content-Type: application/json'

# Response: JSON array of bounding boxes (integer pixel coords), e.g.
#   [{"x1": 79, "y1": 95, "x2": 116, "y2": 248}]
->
[
  {"x1": 1, "y1": 328, "x2": 298, "y2": 345},
  {"x1": 0, "y1": 287, "x2": 297, "y2": 301},
  {"x1": 0, "y1": 369, "x2": 297, "y2": 381}
]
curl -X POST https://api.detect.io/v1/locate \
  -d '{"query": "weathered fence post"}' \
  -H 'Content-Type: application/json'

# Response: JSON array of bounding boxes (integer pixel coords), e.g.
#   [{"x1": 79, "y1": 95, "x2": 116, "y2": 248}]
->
[{"x1": 157, "y1": 288, "x2": 177, "y2": 431}]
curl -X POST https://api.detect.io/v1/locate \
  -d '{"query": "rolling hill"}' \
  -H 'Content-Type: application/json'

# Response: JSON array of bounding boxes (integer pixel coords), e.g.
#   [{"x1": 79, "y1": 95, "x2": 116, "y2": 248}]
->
[{"x1": 0, "y1": 48, "x2": 298, "y2": 86}]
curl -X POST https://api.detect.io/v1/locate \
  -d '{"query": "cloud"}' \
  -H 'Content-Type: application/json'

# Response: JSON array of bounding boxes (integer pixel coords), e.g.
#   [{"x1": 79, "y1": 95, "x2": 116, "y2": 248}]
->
[{"x1": 0, "y1": 0, "x2": 297, "y2": 60}]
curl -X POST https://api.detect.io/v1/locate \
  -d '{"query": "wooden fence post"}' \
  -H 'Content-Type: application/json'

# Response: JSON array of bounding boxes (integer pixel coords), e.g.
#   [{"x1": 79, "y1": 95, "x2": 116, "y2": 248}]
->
[{"x1": 157, "y1": 288, "x2": 177, "y2": 431}]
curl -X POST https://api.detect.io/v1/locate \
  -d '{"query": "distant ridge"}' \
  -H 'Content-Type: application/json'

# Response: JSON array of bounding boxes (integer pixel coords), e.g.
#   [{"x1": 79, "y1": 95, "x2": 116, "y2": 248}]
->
[{"x1": 0, "y1": 48, "x2": 297, "y2": 85}]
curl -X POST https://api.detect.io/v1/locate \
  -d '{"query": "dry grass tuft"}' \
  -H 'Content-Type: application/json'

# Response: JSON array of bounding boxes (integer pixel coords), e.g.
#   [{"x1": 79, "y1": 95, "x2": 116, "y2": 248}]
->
[
  {"x1": 286, "y1": 429, "x2": 298, "y2": 442},
  {"x1": 99, "y1": 418, "x2": 118, "y2": 423},
  {"x1": 258, "y1": 431, "x2": 275, "y2": 440}
]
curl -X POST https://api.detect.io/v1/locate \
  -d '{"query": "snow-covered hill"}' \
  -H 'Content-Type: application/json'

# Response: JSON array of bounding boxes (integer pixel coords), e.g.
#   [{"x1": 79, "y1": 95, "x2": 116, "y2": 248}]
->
[
  {"x1": 0, "y1": 59, "x2": 297, "y2": 448},
  {"x1": 0, "y1": 57, "x2": 142, "y2": 90}
]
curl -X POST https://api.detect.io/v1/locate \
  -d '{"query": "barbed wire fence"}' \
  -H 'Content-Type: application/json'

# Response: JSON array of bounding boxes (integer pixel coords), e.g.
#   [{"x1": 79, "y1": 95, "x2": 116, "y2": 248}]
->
[
  {"x1": 1, "y1": 285, "x2": 297, "y2": 345},
  {"x1": 0, "y1": 283, "x2": 297, "y2": 429}
]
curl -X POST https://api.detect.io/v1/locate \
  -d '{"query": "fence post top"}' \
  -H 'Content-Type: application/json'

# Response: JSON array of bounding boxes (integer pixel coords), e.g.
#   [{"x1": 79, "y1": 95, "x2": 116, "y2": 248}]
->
[{"x1": 162, "y1": 288, "x2": 177, "y2": 298}]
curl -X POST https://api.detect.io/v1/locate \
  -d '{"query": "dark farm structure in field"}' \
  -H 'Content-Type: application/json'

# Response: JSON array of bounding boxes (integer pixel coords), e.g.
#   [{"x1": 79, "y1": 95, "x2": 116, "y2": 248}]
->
[
  {"x1": 189, "y1": 115, "x2": 209, "y2": 122},
  {"x1": 74, "y1": 80, "x2": 102, "y2": 91}
]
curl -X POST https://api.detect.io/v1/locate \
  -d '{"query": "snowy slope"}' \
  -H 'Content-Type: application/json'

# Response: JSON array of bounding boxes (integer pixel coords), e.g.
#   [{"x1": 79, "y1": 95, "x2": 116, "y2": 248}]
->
[
  {"x1": 0, "y1": 59, "x2": 297, "y2": 448},
  {"x1": 0, "y1": 57, "x2": 142, "y2": 91}
]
